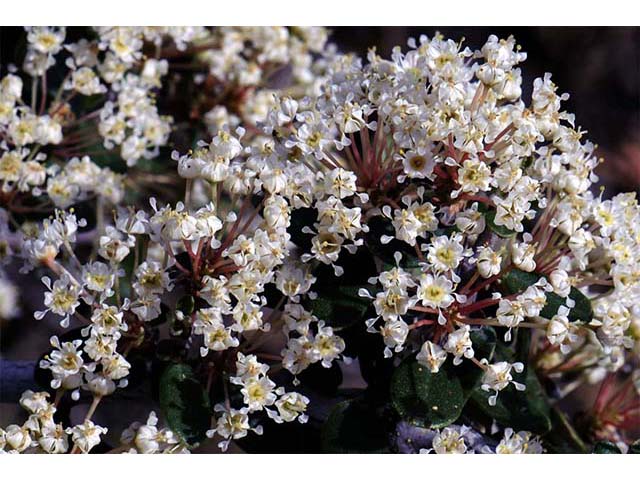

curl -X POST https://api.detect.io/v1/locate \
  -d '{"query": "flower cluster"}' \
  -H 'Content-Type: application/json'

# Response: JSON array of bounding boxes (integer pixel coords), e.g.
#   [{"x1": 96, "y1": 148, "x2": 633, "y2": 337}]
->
[
  {"x1": 1, "y1": 28, "x2": 639, "y2": 454},
  {"x1": 394, "y1": 421, "x2": 544, "y2": 454},
  {"x1": 0, "y1": 390, "x2": 107, "y2": 453}
]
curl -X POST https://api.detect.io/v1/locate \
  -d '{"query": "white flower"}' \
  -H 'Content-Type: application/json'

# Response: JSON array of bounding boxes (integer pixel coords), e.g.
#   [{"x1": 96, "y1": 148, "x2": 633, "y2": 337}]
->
[
  {"x1": 416, "y1": 341, "x2": 447, "y2": 373},
  {"x1": 496, "y1": 298, "x2": 526, "y2": 341},
  {"x1": 129, "y1": 411, "x2": 177, "y2": 454},
  {"x1": 391, "y1": 208, "x2": 421, "y2": 246},
  {"x1": 511, "y1": 241, "x2": 536, "y2": 272},
  {"x1": 35, "y1": 275, "x2": 82, "y2": 328},
  {"x1": 199, "y1": 317, "x2": 239, "y2": 356},
  {"x1": 0, "y1": 74, "x2": 23, "y2": 101},
  {"x1": 4, "y1": 424, "x2": 33, "y2": 452},
  {"x1": 373, "y1": 287, "x2": 412, "y2": 322},
  {"x1": 133, "y1": 261, "x2": 170, "y2": 297},
  {"x1": 444, "y1": 325, "x2": 474, "y2": 365},
  {"x1": 195, "y1": 203, "x2": 224, "y2": 239},
  {"x1": 67, "y1": 420, "x2": 107, "y2": 453},
  {"x1": 401, "y1": 149, "x2": 436, "y2": 180},
  {"x1": 496, "y1": 428, "x2": 544, "y2": 454},
  {"x1": 207, "y1": 406, "x2": 261, "y2": 452},
  {"x1": 65, "y1": 67, "x2": 106, "y2": 95},
  {"x1": 39, "y1": 424, "x2": 69, "y2": 454},
  {"x1": 270, "y1": 392, "x2": 309, "y2": 424},
  {"x1": 417, "y1": 273, "x2": 455, "y2": 311},
  {"x1": 39, "y1": 336, "x2": 87, "y2": 390},
  {"x1": 425, "y1": 234, "x2": 467, "y2": 280},
  {"x1": 275, "y1": 261, "x2": 315, "y2": 300},
  {"x1": 130, "y1": 295, "x2": 162, "y2": 323},
  {"x1": 323, "y1": 168, "x2": 358, "y2": 199},
  {"x1": 453, "y1": 157, "x2": 493, "y2": 197},
  {"x1": 454, "y1": 203, "x2": 486, "y2": 240},
  {"x1": 100, "y1": 352, "x2": 131, "y2": 381},
  {"x1": 172, "y1": 150, "x2": 205, "y2": 179},
  {"x1": 19, "y1": 390, "x2": 50, "y2": 414},
  {"x1": 432, "y1": 426, "x2": 470, "y2": 454},
  {"x1": 98, "y1": 226, "x2": 135, "y2": 264},
  {"x1": 240, "y1": 377, "x2": 278, "y2": 412},
  {"x1": 26, "y1": 27, "x2": 65, "y2": 55},
  {"x1": 481, "y1": 361, "x2": 525, "y2": 406},
  {"x1": 232, "y1": 353, "x2": 269, "y2": 384},
  {"x1": 476, "y1": 246, "x2": 502, "y2": 278},
  {"x1": 546, "y1": 305, "x2": 578, "y2": 353},
  {"x1": 313, "y1": 323, "x2": 346, "y2": 367},
  {"x1": 376, "y1": 265, "x2": 416, "y2": 291},
  {"x1": 84, "y1": 372, "x2": 116, "y2": 397},
  {"x1": 549, "y1": 269, "x2": 572, "y2": 298},
  {"x1": 380, "y1": 318, "x2": 409, "y2": 357},
  {"x1": 90, "y1": 305, "x2": 126, "y2": 336},
  {"x1": 309, "y1": 231, "x2": 343, "y2": 265},
  {"x1": 82, "y1": 261, "x2": 115, "y2": 301}
]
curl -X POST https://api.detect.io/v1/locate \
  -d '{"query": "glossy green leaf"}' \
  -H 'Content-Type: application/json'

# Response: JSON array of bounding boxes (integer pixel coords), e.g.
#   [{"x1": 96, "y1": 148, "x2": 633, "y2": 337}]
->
[
  {"x1": 391, "y1": 357, "x2": 465, "y2": 429},
  {"x1": 159, "y1": 363, "x2": 210, "y2": 445},
  {"x1": 390, "y1": 328, "x2": 495, "y2": 429},
  {"x1": 471, "y1": 365, "x2": 552, "y2": 434}
]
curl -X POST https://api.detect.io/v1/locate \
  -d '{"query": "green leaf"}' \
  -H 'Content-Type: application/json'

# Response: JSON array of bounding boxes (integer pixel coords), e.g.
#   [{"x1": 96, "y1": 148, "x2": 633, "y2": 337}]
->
[
  {"x1": 159, "y1": 363, "x2": 211, "y2": 445},
  {"x1": 629, "y1": 440, "x2": 640, "y2": 454},
  {"x1": 593, "y1": 441, "x2": 622, "y2": 454},
  {"x1": 390, "y1": 328, "x2": 495, "y2": 428},
  {"x1": 391, "y1": 357, "x2": 465, "y2": 429},
  {"x1": 469, "y1": 327, "x2": 552, "y2": 435},
  {"x1": 321, "y1": 398, "x2": 390, "y2": 453},
  {"x1": 471, "y1": 365, "x2": 552, "y2": 434},
  {"x1": 502, "y1": 270, "x2": 593, "y2": 322}
]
